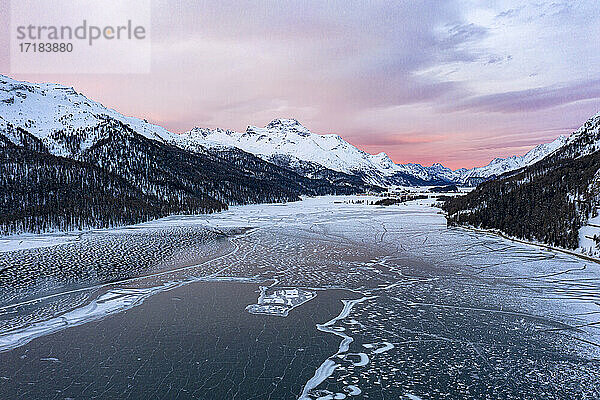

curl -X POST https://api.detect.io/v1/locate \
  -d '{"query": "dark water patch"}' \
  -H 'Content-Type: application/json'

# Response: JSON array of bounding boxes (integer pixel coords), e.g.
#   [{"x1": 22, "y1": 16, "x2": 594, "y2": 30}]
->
[{"x1": 0, "y1": 281, "x2": 355, "y2": 400}]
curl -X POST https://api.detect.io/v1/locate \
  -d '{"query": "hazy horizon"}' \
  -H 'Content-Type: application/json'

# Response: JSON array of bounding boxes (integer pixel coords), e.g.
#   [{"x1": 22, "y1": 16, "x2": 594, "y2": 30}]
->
[{"x1": 1, "y1": 1, "x2": 599, "y2": 169}]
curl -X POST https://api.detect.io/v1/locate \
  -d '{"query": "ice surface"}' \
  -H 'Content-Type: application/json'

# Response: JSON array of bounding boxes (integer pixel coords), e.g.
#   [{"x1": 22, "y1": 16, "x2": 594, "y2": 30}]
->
[
  {"x1": 246, "y1": 286, "x2": 316, "y2": 317},
  {"x1": 0, "y1": 232, "x2": 80, "y2": 253},
  {"x1": 299, "y1": 296, "x2": 374, "y2": 400},
  {"x1": 0, "y1": 285, "x2": 178, "y2": 352},
  {"x1": 1, "y1": 195, "x2": 599, "y2": 398}
]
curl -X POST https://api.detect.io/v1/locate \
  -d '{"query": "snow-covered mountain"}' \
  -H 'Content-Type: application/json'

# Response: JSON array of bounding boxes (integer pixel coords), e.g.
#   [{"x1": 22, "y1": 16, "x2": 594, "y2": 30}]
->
[
  {"x1": 0, "y1": 75, "x2": 174, "y2": 158},
  {"x1": 181, "y1": 118, "x2": 568, "y2": 187},
  {"x1": 179, "y1": 119, "x2": 461, "y2": 186},
  {"x1": 0, "y1": 73, "x2": 573, "y2": 189},
  {"x1": 560, "y1": 111, "x2": 600, "y2": 158},
  {"x1": 444, "y1": 111, "x2": 600, "y2": 252},
  {"x1": 458, "y1": 135, "x2": 568, "y2": 184},
  {"x1": 0, "y1": 75, "x2": 377, "y2": 194}
]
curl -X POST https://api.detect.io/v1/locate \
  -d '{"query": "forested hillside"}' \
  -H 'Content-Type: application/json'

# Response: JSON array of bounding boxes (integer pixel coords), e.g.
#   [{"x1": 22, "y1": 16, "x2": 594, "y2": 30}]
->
[
  {"x1": 0, "y1": 118, "x2": 377, "y2": 235},
  {"x1": 0, "y1": 140, "x2": 204, "y2": 234},
  {"x1": 443, "y1": 113, "x2": 600, "y2": 249}
]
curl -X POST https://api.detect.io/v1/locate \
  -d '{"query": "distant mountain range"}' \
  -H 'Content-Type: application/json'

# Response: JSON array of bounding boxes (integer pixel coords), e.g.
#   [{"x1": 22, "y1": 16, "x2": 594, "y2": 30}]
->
[
  {"x1": 181, "y1": 118, "x2": 569, "y2": 187},
  {"x1": 0, "y1": 74, "x2": 582, "y2": 234},
  {"x1": 444, "y1": 112, "x2": 600, "y2": 250},
  {"x1": 458, "y1": 135, "x2": 567, "y2": 185}
]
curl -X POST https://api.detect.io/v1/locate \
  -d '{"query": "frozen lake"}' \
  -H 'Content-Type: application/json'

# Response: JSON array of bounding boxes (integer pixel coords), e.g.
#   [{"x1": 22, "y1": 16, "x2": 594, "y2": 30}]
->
[{"x1": 0, "y1": 196, "x2": 599, "y2": 399}]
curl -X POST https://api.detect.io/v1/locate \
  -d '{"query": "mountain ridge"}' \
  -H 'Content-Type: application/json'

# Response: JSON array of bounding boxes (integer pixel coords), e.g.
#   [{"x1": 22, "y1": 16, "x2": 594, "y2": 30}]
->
[
  {"x1": 0, "y1": 74, "x2": 575, "y2": 188},
  {"x1": 182, "y1": 117, "x2": 571, "y2": 186},
  {"x1": 0, "y1": 74, "x2": 571, "y2": 188}
]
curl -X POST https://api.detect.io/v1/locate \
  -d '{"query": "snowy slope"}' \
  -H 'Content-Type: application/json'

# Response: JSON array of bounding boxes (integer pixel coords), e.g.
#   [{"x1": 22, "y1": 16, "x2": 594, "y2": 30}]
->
[
  {"x1": 0, "y1": 75, "x2": 174, "y2": 157},
  {"x1": 561, "y1": 112, "x2": 600, "y2": 158}
]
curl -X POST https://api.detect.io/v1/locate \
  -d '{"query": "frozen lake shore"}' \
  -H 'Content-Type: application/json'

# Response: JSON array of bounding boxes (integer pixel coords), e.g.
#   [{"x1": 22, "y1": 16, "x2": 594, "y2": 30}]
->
[{"x1": 0, "y1": 195, "x2": 599, "y2": 399}]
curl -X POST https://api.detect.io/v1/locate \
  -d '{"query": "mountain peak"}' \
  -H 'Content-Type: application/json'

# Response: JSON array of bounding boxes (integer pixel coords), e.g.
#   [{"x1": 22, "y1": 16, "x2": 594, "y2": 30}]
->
[
  {"x1": 267, "y1": 118, "x2": 311, "y2": 136},
  {"x1": 266, "y1": 118, "x2": 302, "y2": 129},
  {"x1": 373, "y1": 152, "x2": 393, "y2": 162},
  {"x1": 186, "y1": 127, "x2": 212, "y2": 137},
  {"x1": 556, "y1": 134, "x2": 568, "y2": 142},
  {"x1": 186, "y1": 126, "x2": 234, "y2": 138},
  {"x1": 430, "y1": 162, "x2": 447, "y2": 169},
  {"x1": 244, "y1": 118, "x2": 312, "y2": 137}
]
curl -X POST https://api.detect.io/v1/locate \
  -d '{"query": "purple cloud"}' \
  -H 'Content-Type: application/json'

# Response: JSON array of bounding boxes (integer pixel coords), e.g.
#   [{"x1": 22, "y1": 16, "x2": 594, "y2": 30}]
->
[{"x1": 451, "y1": 79, "x2": 600, "y2": 113}]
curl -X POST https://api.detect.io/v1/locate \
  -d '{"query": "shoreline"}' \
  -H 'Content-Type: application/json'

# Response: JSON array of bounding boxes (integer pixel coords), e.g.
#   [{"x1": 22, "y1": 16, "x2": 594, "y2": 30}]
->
[
  {"x1": 0, "y1": 194, "x2": 385, "y2": 253},
  {"x1": 433, "y1": 200, "x2": 600, "y2": 265},
  {"x1": 450, "y1": 223, "x2": 600, "y2": 265}
]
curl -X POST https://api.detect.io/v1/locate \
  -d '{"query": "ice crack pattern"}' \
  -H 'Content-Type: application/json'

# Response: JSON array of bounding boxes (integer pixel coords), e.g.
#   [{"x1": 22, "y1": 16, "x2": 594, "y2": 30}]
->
[{"x1": 0, "y1": 196, "x2": 599, "y2": 399}]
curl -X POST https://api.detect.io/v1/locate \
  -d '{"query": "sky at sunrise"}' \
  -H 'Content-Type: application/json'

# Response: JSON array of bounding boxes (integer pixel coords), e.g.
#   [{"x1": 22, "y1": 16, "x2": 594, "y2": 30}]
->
[{"x1": 1, "y1": 0, "x2": 600, "y2": 169}]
